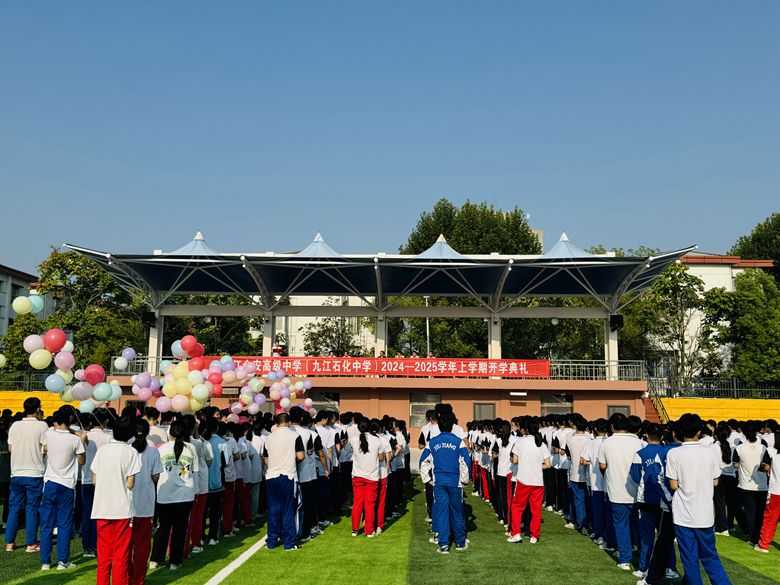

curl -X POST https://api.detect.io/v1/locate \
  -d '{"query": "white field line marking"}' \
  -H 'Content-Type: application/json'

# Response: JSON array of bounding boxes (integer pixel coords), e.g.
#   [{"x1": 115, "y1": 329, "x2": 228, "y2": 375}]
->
[{"x1": 203, "y1": 535, "x2": 268, "y2": 585}]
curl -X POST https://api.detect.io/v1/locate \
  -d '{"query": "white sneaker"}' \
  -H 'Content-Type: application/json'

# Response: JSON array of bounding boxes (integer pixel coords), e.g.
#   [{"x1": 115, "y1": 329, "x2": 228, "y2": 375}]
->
[
  {"x1": 599, "y1": 543, "x2": 613, "y2": 550},
  {"x1": 636, "y1": 580, "x2": 649, "y2": 585},
  {"x1": 529, "y1": 537, "x2": 538, "y2": 544},
  {"x1": 428, "y1": 536, "x2": 438, "y2": 544},
  {"x1": 376, "y1": 527, "x2": 382, "y2": 535},
  {"x1": 665, "y1": 568, "x2": 681, "y2": 578},
  {"x1": 170, "y1": 564, "x2": 180, "y2": 571},
  {"x1": 545, "y1": 505, "x2": 554, "y2": 511},
  {"x1": 594, "y1": 537, "x2": 605, "y2": 546},
  {"x1": 208, "y1": 539, "x2": 219, "y2": 546},
  {"x1": 41, "y1": 564, "x2": 51, "y2": 571},
  {"x1": 564, "y1": 522, "x2": 575, "y2": 529},
  {"x1": 715, "y1": 530, "x2": 730, "y2": 536},
  {"x1": 632, "y1": 570, "x2": 647, "y2": 578},
  {"x1": 192, "y1": 546, "x2": 203, "y2": 554},
  {"x1": 148, "y1": 562, "x2": 158, "y2": 570},
  {"x1": 367, "y1": 532, "x2": 376, "y2": 538},
  {"x1": 617, "y1": 563, "x2": 631, "y2": 571},
  {"x1": 754, "y1": 545, "x2": 769, "y2": 554},
  {"x1": 57, "y1": 562, "x2": 76, "y2": 570},
  {"x1": 506, "y1": 534, "x2": 522, "y2": 543}
]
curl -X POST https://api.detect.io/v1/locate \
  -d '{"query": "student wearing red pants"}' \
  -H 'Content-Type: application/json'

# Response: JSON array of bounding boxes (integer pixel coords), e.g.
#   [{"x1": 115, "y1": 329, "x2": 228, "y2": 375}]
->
[
  {"x1": 374, "y1": 421, "x2": 392, "y2": 533},
  {"x1": 128, "y1": 420, "x2": 161, "y2": 585},
  {"x1": 90, "y1": 419, "x2": 141, "y2": 585},
  {"x1": 756, "y1": 433, "x2": 780, "y2": 553},
  {"x1": 507, "y1": 422, "x2": 551, "y2": 544},
  {"x1": 184, "y1": 415, "x2": 211, "y2": 557},
  {"x1": 348, "y1": 420, "x2": 383, "y2": 536}
]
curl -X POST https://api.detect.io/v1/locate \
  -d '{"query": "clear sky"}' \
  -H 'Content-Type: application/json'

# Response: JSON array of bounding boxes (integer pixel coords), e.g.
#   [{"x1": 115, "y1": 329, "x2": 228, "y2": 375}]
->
[{"x1": 1, "y1": 1, "x2": 778, "y2": 272}]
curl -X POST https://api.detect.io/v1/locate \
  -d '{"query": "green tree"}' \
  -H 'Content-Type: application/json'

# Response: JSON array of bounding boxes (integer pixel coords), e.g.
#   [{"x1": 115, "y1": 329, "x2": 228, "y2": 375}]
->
[
  {"x1": 705, "y1": 269, "x2": 780, "y2": 384},
  {"x1": 730, "y1": 212, "x2": 780, "y2": 282},
  {"x1": 2, "y1": 249, "x2": 147, "y2": 369},
  {"x1": 300, "y1": 298, "x2": 370, "y2": 357}
]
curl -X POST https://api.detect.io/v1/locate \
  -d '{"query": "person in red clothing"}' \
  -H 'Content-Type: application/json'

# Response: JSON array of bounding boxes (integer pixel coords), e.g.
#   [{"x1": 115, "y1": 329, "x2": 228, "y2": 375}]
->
[
  {"x1": 756, "y1": 429, "x2": 780, "y2": 553},
  {"x1": 348, "y1": 419, "x2": 385, "y2": 537},
  {"x1": 90, "y1": 418, "x2": 141, "y2": 585},
  {"x1": 507, "y1": 422, "x2": 551, "y2": 544}
]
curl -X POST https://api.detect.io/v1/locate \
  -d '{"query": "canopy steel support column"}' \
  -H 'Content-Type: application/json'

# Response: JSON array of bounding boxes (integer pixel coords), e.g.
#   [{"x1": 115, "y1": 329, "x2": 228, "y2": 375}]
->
[
  {"x1": 262, "y1": 314, "x2": 276, "y2": 357},
  {"x1": 488, "y1": 316, "x2": 502, "y2": 359},
  {"x1": 147, "y1": 313, "x2": 164, "y2": 374},
  {"x1": 604, "y1": 319, "x2": 619, "y2": 380},
  {"x1": 375, "y1": 314, "x2": 387, "y2": 357}
]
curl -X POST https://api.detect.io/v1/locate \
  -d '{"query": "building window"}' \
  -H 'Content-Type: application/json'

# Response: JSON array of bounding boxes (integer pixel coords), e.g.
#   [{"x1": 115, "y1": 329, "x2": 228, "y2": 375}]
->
[
  {"x1": 540, "y1": 393, "x2": 573, "y2": 416},
  {"x1": 607, "y1": 405, "x2": 631, "y2": 417},
  {"x1": 410, "y1": 393, "x2": 441, "y2": 428},
  {"x1": 473, "y1": 402, "x2": 496, "y2": 421},
  {"x1": 309, "y1": 392, "x2": 340, "y2": 413}
]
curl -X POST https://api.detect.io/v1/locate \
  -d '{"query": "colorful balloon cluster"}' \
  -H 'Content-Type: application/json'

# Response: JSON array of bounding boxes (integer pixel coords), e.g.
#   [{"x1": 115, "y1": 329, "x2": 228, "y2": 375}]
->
[
  {"x1": 227, "y1": 368, "x2": 315, "y2": 423},
  {"x1": 11, "y1": 294, "x2": 45, "y2": 316},
  {"x1": 73, "y1": 362, "x2": 123, "y2": 414}
]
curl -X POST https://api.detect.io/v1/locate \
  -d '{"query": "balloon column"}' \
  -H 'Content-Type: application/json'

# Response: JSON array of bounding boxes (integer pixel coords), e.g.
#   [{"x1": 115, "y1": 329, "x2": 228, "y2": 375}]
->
[{"x1": 226, "y1": 368, "x2": 315, "y2": 423}]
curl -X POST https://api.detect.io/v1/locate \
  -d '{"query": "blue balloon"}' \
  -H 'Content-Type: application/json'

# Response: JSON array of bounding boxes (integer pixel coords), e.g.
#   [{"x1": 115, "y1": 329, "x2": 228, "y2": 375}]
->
[
  {"x1": 159, "y1": 360, "x2": 172, "y2": 374},
  {"x1": 29, "y1": 295, "x2": 45, "y2": 314},
  {"x1": 93, "y1": 382, "x2": 113, "y2": 401},
  {"x1": 210, "y1": 360, "x2": 222, "y2": 369},
  {"x1": 267, "y1": 371, "x2": 277, "y2": 381},
  {"x1": 171, "y1": 340, "x2": 184, "y2": 356},
  {"x1": 45, "y1": 373, "x2": 66, "y2": 393},
  {"x1": 220, "y1": 354, "x2": 232, "y2": 363},
  {"x1": 79, "y1": 399, "x2": 96, "y2": 413}
]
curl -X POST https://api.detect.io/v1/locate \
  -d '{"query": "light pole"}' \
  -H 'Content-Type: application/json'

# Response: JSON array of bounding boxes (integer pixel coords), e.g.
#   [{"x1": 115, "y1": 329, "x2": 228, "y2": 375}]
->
[{"x1": 424, "y1": 296, "x2": 431, "y2": 357}]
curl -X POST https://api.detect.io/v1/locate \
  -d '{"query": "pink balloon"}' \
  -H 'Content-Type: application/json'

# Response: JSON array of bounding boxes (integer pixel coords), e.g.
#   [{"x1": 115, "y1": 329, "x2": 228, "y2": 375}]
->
[
  {"x1": 137, "y1": 388, "x2": 152, "y2": 401},
  {"x1": 155, "y1": 396, "x2": 172, "y2": 413},
  {"x1": 247, "y1": 403, "x2": 260, "y2": 415},
  {"x1": 75, "y1": 368, "x2": 86, "y2": 381},
  {"x1": 244, "y1": 362, "x2": 257, "y2": 374},
  {"x1": 54, "y1": 351, "x2": 75, "y2": 371},
  {"x1": 230, "y1": 402, "x2": 243, "y2": 415},
  {"x1": 84, "y1": 364, "x2": 105, "y2": 386},
  {"x1": 152, "y1": 389, "x2": 162, "y2": 398},
  {"x1": 23, "y1": 335, "x2": 45, "y2": 354},
  {"x1": 304, "y1": 398, "x2": 313, "y2": 408},
  {"x1": 227, "y1": 413, "x2": 240, "y2": 424},
  {"x1": 171, "y1": 395, "x2": 189, "y2": 412}
]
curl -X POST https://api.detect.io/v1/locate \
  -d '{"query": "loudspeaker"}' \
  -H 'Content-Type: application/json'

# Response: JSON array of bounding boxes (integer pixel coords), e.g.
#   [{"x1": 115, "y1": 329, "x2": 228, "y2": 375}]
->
[{"x1": 609, "y1": 314, "x2": 624, "y2": 332}]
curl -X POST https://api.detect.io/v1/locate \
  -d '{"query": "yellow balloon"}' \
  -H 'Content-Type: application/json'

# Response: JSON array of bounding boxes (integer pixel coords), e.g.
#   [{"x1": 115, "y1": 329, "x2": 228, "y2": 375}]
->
[
  {"x1": 61, "y1": 387, "x2": 75, "y2": 403},
  {"x1": 109, "y1": 378, "x2": 121, "y2": 385},
  {"x1": 56, "y1": 369, "x2": 74, "y2": 384},
  {"x1": 12, "y1": 296, "x2": 32, "y2": 315},
  {"x1": 173, "y1": 364, "x2": 189, "y2": 380},
  {"x1": 175, "y1": 378, "x2": 192, "y2": 395},
  {"x1": 190, "y1": 398, "x2": 204, "y2": 411},
  {"x1": 29, "y1": 349, "x2": 52, "y2": 370},
  {"x1": 162, "y1": 384, "x2": 177, "y2": 398}
]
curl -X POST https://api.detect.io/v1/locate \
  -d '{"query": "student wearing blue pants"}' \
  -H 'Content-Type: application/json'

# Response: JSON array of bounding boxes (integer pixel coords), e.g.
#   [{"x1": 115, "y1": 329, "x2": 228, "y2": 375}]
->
[
  {"x1": 665, "y1": 414, "x2": 731, "y2": 585},
  {"x1": 419, "y1": 410, "x2": 470, "y2": 554},
  {"x1": 629, "y1": 423, "x2": 665, "y2": 577},
  {"x1": 564, "y1": 417, "x2": 590, "y2": 532},
  {"x1": 262, "y1": 413, "x2": 305, "y2": 551}
]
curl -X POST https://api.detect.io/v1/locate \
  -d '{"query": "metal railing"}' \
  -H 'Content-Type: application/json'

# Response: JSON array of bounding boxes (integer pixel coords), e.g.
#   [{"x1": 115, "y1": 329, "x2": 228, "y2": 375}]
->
[
  {"x1": 648, "y1": 377, "x2": 780, "y2": 399},
  {"x1": 0, "y1": 371, "x2": 50, "y2": 392}
]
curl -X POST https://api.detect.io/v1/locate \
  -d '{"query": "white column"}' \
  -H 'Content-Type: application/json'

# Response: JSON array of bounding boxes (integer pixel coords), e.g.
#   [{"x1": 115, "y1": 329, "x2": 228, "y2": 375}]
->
[
  {"x1": 604, "y1": 318, "x2": 619, "y2": 380},
  {"x1": 488, "y1": 316, "x2": 502, "y2": 359},
  {"x1": 262, "y1": 313, "x2": 275, "y2": 356},
  {"x1": 147, "y1": 313, "x2": 163, "y2": 373},
  {"x1": 375, "y1": 314, "x2": 387, "y2": 357}
]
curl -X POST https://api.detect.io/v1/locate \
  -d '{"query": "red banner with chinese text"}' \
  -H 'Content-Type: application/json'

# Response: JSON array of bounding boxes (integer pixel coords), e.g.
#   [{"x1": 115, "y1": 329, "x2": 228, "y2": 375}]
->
[{"x1": 218, "y1": 357, "x2": 550, "y2": 379}]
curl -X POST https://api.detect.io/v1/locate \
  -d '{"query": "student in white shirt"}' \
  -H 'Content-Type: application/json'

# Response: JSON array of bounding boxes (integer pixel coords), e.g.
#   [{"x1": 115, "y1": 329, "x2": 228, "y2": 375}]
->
[
  {"x1": 290, "y1": 409, "x2": 325, "y2": 540},
  {"x1": 388, "y1": 418, "x2": 407, "y2": 520},
  {"x1": 732, "y1": 421, "x2": 768, "y2": 546},
  {"x1": 598, "y1": 412, "x2": 643, "y2": 571},
  {"x1": 250, "y1": 420, "x2": 267, "y2": 521},
  {"x1": 128, "y1": 419, "x2": 162, "y2": 585},
  {"x1": 507, "y1": 421, "x2": 551, "y2": 543},
  {"x1": 564, "y1": 416, "x2": 591, "y2": 533},
  {"x1": 711, "y1": 426, "x2": 738, "y2": 536},
  {"x1": 262, "y1": 413, "x2": 305, "y2": 551},
  {"x1": 374, "y1": 420, "x2": 393, "y2": 533},
  {"x1": 349, "y1": 419, "x2": 384, "y2": 537},
  {"x1": 4, "y1": 397, "x2": 48, "y2": 553},
  {"x1": 492, "y1": 421, "x2": 514, "y2": 529},
  {"x1": 581, "y1": 419, "x2": 609, "y2": 546},
  {"x1": 665, "y1": 413, "x2": 731, "y2": 585},
  {"x1": 232, "y1": 423, "x2": 252, "y2": 527},
  {"x1": 39, "y1": 411, "x2": 86, "y2": 570},
  {"x1": 150, "y1": 420, "x2": 198, "y2": 570},
  {"x1": 90, "y1": 418, "x2": 142, "y2": 585},
  {"x1": 756, "y1": 427, "x2": 780, "y2": 552},
  {"x1": 184, "y1": 414, "x2": 211, "y2": 557},
  {"x1": 80, "y1": 416, "x2": 107, "y2": 558}
]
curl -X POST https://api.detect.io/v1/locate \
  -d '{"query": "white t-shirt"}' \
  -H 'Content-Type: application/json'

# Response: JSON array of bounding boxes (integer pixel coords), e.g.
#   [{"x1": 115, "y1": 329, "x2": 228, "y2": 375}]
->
[
  {"x1": 315, "y1": 426, "x2": 335, "y2": 474},
  {"x1": 223, "y1": 436, "x2": 239, "y2": 483},
  {"x1": 149, "y1": 425, "x2": 169, "y2": 447},
  {"x1": 82, "y1": 429, "x2": 110, "y2": 486},
  {"x1": 133, "y1": 445, "x2": 163, "y2": 518},
  {"x1": 190, "y1": 438, "x2": 212, "y2": 495},
  {"x1": 90, "y1": 441, "x2": 142, "y2": 519},
  {"x1": 709, "y1": 442, "x2": 736, "y2": 478},
  {"x1": 378, "y1": 434, "x2": 391, "y2": 480},
  {"x1": 8, "y1": 417, "x2": 49, "y2": 478},
  {"x1": 763, "y1": 447, "x2": 780, "y2": 496},
  {"x1": 252, "y1": 434, "x2": 267, "y2": 482},
  {"x1": 326, "y1": 426, "x2": 341, "y2": 469},
  {"x1": 495, "y1": 435, "x2": 517, "y2": 477},
  {"x1": 511, "y1": 435, "x2": 551, "y2": 487},
  {"x1": 263, "y1": 427, "x2": 304, "y2": 481},
  {"x1": 597, "y1": 433, "x2": 643, "y2": 504},
  {"x1": 246, "y1": 437, "x2": 261, "y2": 484},
  {"x1": 566, "y1": 433, "x2": 590, "y2": 483},
  {"x1": 665, "y1": 442, "x2": 721, "y2": 528},
  {"x1": 294, "y1": 426, "x2": 318, "y2": 483},
  {"x1": 734, "y1": 441, "x2": 768, "y2": 491},
  {"x1": 236, "y1": 437, "x2": 249, "y2": 481},
  {"x1": 429, "y1": 423, "x2": 467, "y2": 441},
  {"x1": 391, "y1": 432, "x2": 407, "y2": 471},
  {"x1": 582, "y1": 436, "x2": 606, "y2": 492},
  {"x1": 349, "y1": 434, "x2": 383, "y2": 481},
  {"x1": 43, "y1": 428, "x2": 85, "y2": 489},
  {"x1": 156, "y1": 441, "x2": 198, "y2": 504}
]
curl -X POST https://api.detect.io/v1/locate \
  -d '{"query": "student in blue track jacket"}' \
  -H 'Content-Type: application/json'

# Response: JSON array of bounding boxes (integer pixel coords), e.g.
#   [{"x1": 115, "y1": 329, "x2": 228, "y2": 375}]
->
[{"x1": 419, "y1": 411, "x2": 470, "y2": 554}]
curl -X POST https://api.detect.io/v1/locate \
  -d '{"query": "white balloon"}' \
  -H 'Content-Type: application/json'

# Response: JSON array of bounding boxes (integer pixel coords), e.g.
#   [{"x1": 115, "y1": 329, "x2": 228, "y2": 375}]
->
[{"x1": 62, "y1": 340, "x2": 75, "y2": 353}]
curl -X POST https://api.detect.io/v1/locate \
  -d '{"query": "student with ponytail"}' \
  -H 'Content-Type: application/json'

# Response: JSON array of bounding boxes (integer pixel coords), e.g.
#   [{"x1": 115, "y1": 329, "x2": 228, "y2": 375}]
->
[
  {"x1": 128, "y1": 419, "x2": 161, "y2": 585},
  {"x1": 183, "y1": 415, "x2": 211, "y2": 557},
  {"x1": 348, "y1": 419, "x2": 383, "y2": 537},
  {"x1": 733, "y1": 421, "x2": 768, "y2": 546},
  {"x1": 203, "y1": 418, "x2": 226, "y2": 546},
  {"x1": 507, "y1": 421, "x2": 551, "y2": 544},
  {"x1": 711, "y1": 426, "x2": 738, "y2": 535},
  {"x1": 150, "y1": 419, "x2": 198, "y2": 570},
  {"x1": 756, "y1": 425, "x2": 780, "y2": 552}
]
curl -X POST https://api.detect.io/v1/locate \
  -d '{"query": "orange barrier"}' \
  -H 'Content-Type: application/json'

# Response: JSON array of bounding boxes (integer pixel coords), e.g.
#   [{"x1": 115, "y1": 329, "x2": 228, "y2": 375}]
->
[{"x1": 662, "y1": 397, "x2": 780, "y2": 421}]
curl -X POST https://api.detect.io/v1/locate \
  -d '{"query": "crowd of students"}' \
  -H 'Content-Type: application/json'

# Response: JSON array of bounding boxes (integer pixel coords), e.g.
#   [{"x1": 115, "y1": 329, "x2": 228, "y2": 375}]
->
[
  {"x1": 467, "y1": 412, "x2": 780, "y2": 585},
  {"x1": 3, "y1": 395, "x2": 780, "y2": 585},
  {"x1": 0, "y1": 397, "x2": 411, "y2": 584}
]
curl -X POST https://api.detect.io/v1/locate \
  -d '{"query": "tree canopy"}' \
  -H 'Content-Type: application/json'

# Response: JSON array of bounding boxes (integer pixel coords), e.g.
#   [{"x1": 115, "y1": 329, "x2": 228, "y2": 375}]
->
[{"x1": 730, "y1": 212, "x2": 780, "y2": 282}]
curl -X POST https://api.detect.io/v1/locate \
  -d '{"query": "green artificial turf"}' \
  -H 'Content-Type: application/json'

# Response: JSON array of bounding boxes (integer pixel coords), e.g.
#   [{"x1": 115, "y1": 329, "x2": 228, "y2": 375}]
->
[{"x1": 2, "y1": 482, "x2": 779, "y2": 585}]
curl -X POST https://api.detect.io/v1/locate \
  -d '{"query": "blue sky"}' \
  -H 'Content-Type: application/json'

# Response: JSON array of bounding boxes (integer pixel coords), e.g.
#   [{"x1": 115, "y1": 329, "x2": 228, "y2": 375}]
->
[{"x1": 1, "y1": 1, "x2": 778, "y2": 272}]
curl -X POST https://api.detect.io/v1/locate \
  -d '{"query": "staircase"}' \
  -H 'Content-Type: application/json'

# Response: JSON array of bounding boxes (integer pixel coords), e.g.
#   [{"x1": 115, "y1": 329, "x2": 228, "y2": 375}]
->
[{"x1": 643, "y1": 397, "x2": 662, "y2": 423}]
